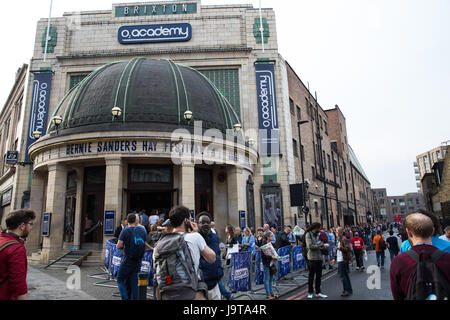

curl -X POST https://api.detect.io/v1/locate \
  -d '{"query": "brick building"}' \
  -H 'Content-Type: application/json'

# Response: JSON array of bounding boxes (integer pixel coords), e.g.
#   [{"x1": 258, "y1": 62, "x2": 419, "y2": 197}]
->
[{"x1": 415, "y1": 142, "x2": 448, "y2": 192}]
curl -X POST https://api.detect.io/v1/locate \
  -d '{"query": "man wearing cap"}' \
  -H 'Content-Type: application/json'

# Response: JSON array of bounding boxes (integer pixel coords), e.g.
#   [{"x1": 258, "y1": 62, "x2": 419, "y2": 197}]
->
[{"x1": 350, "y1": 231, "x2": 365, "y2": 270}]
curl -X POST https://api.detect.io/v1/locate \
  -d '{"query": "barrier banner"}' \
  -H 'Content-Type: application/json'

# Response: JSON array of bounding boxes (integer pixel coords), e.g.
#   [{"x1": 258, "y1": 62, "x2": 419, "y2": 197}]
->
[
  {"x1": 292, "y1": 246, "x2": 305, "y2": 271},
  {"x1": 277, "y1": 246, "x2": 291, "y2": 278},
  {"x1": 140, "y1": 249, "x2": 154, "y2": 286},
  {"x1": 105, "y1": 239, "x2": 113, "y2": 268},
  {"x1": 228, "y1": 252, "x2": 252, "y2": 293},
  {"x1": 254, "y1": 250, "x2": 264, "y2": 285},
  {"x1": 110, "y1": 243, "x2": 123, "y2": 278}
]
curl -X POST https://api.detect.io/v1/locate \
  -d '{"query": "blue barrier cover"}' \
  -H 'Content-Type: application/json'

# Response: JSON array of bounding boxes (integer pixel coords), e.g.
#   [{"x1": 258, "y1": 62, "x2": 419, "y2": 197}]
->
[
  {"x1": 140, "y1": 249, "x2": 154, "y2": 286},
  {"x1": 110, "y1": 243, "x2": 123, "y2": 278},
  {"x1": 277, "y1": 245, "x2": 291, "y2": 278},
  {"x1": 228, "y1": 251, "x2": 252, "y2": 293},
  {"x1": 254, "y1": 250, "x2": 264, "y2": 285},
  {"x1": 292, "y1": 245, "x2": 305, "y2": 270},
  {"x1": 329, "y1": 241, "x2": 336, "y2": 259},
  {"x1": 105, "y1": 240, "x2": 111, "y2": 268}
]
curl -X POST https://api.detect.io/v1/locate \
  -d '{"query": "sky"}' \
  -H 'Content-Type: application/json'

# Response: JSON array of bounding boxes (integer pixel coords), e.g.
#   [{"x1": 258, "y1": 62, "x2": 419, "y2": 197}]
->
[{"x1": 0, "y1": 0, "x2": 449, "y2": 196}]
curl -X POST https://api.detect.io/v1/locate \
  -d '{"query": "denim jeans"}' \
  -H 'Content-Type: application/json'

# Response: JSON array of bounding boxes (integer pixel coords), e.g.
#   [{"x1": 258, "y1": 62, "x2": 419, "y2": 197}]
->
[
  {"x1": 218, "y1": 281, "x2": 232, "y2": 300},
  {"x1": 388, "y1": 250, "x2": 398, "y2": 261},
  {"x1": 117, "y1": 260, "x2": 141, "y2": 300},
  {"x1": 338, "y1": 262, "x2": 352, "y2": 294},
  {"x1": 376, "y1": 251, "x2": 385, "y2": 267},
  {"x1": 263, "y1": 266, "x2": 275, "y2": 295}
]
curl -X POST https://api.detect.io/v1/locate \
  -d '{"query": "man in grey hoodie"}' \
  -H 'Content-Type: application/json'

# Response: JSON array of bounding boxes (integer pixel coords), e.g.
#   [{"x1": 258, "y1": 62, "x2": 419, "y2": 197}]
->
[{"x1": 305, "y1": 222, "x2": 328, "y2": 299}]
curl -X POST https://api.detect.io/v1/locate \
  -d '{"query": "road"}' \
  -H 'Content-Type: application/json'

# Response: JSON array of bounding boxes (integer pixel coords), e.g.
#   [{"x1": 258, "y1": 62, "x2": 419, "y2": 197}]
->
[{"x1": 282, "y1": 247, "x2": 396, "y2": 300}]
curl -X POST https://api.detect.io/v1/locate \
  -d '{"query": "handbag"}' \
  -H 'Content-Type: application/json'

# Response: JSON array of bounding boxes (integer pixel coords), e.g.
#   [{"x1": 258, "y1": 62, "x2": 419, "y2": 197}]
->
[{"x1": 269, "y1": 262, "x2": 277, "y2": 275}]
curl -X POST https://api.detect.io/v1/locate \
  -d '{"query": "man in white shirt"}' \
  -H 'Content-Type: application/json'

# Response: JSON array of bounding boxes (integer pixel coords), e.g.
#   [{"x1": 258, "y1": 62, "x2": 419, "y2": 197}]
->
[{"x1": 439, "y1": 226, "x2": 450, "y2": 242}]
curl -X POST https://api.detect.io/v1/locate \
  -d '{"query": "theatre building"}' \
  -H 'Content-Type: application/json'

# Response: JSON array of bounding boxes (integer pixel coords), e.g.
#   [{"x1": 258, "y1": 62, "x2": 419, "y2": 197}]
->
[{"x1": 4, "y1": 0, "x2": 377, "y2": 264}]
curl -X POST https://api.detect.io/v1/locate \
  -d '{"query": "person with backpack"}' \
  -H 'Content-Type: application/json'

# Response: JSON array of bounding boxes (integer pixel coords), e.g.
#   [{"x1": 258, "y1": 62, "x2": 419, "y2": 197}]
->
[
  {"x1": 0, "y1": 209, "x2": 36, "y2": 300},
  {"x1": 373, "y1": 230, "x2": 386, "y2": 269},
  {"x1": 138, "y1": 209, "x2": 150, "y2": 233},
  {"x1": 153, "y1": 206, "x2": 216, "y2": 300},
  {"x1": 386, "y1": 230, "x2": 400, "y2": 261},
  {"x1": 197, "y1": 212, "x2": 224, "y2": 300},
  {"x1": 390, "y1": 213, "x2": 450, "y2": 300},
  {"x1": 116, "y1": 213, "x2": 149, "y2": 300},
  {"x1": 305, "y1": 222, "x2": 328, "y2": 299}
]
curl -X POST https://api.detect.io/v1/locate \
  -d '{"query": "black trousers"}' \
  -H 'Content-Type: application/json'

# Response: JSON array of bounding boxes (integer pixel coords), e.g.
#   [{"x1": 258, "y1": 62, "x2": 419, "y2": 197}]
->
[
  {"x1": 308, "y1": 260, "x2": 323, "y2": 294},
  {"x1": 354, "y1": 249, "x2": 363, "y2": 268}
]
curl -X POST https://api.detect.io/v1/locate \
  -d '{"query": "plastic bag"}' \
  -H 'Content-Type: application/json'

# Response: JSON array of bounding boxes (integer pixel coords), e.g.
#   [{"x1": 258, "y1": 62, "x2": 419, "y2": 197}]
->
[{"x1": 363, "y1": 250, "x2": 368, "y2": 261}]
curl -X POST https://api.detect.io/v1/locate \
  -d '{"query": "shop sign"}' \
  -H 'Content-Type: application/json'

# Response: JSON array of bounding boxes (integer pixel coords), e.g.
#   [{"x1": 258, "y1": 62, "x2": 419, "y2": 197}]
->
[{"x1": 118, "y1": 23, "x2": 192, "y2": 44}]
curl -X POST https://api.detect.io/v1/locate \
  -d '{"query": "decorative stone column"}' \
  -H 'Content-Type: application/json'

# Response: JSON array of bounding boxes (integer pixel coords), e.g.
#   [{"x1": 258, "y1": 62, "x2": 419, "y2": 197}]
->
[
  {"x1": 41, "y1": 164, "x2": 68, "y2": 263},
  {"x1": 227, "y1": 166, "x2": 246, "y2": 229},
  {"x1": 27, "y1": 170, "x2": 46, "y2": 254},
  {"x1": 103, "y1": 157, "x2": 123, "y2": 254},
  {"x1": 179, "y1": 163, "x2": 195, "y2": 211},
  {"x1": 73, "y1": 167, "x2": 84, "y2": 250}
]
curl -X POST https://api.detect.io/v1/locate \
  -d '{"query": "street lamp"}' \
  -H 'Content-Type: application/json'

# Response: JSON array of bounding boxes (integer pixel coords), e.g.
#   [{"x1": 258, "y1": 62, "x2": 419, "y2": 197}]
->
[
  {"x1": 52, "y1": 115, "x2": 63, "y2": 133},
  {"x1": 297, "y1": 120, "x2": 309, "y2": 226},
  {"x1": 32, "y1": 131, "x2": 42, "y2": 140},
  {"x1": 112, "y1": 106, "x2": 122, "y2": 120},
  {"x1": 184, "y1": 110, "x2": 193, "y2": 122}
]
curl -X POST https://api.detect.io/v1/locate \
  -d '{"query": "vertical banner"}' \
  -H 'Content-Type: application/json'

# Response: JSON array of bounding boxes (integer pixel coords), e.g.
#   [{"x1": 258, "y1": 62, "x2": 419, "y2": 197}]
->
[
  {"x1": 25, "y1": 72, "x2": 52, "y2": 162},
  {"x1": 255, "y1": 63, "x2": 280, "y2": 156},
  {"x1": 228, "y1": 252, "x2": 252, "y2": 293},
  {"x1": 140, "y1": 250, "x2": 154, "y2": 286},
  {"x1": 110, "y1": 243, "x2": 123, "y2": 278},
  {"x1": 239, "y1": 210, "x2": 246, "y2": 230},
  {"x1": 104, "y1": 210, "x2": 115, "y2": 235},
  {"x1": 292, "y1": 245, "x2": 305, "y2": 271},
  {"x1": 277, "y1": 245, "x2": 291, "y2": 278},
  {"x1": 254, "y1": 250, "x2": 264, "y2": 285}
]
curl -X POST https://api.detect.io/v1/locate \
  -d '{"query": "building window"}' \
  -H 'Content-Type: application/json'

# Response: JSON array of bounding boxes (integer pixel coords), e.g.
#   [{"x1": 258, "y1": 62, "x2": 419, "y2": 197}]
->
[
  {"x1": 324, "y1": 121, "x2": 328, "y2": 135},
  {"x1": 312, "y1": 166, "x2": 316, "y2": 179},
  {"x1": 416, "y1": 198, "x2": 420, "y2": 205},
  {"x1": 293, "y1": 139, "x2": 298, "y2": 157},
  {"x1": 70, "y1": 74, "x2": 88, "y2": 90},
  {"x1": 399, "y1": 199, "x2": 405, "y2": 206},
  {"x1": 289, "y1": 98, "x2": 295, "y2": 114},
  {"x1": 296, "y1": 105, "x2": 301, "y2": 121},
  {"x1": 327, "y1": 154, "x2": 332, "y2": 172},
  {"x1": 314, "y1": 201, "x2": 319, "y2": 217},
  {"x1": 300, "y1": 145, "x2": 305, "y2": 161},
  {"x1": 322, "y1": 151, "x2": 326, "y2": 171},
  {"x1": 199, "y1": 69, "x2": 241, "y2": 119},
  {"x1": 437, "y1": 150, "x2": 441, "y2": 159}
]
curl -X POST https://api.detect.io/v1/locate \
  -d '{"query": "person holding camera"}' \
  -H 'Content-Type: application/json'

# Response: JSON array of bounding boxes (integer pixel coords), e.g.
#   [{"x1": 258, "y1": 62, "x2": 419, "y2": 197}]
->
[{"x1": 305, "y1": 222, "x2": 328, "y2": 299}]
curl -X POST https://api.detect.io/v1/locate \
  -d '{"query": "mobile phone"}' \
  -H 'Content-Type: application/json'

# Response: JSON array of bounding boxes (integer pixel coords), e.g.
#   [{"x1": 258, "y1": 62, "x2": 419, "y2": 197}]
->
[{"x1": 185, "y1": 218, "x2": 192, "y2": 231}]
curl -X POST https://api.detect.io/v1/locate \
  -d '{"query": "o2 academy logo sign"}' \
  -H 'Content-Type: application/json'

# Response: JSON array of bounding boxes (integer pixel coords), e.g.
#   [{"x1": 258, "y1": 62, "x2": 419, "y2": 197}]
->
[{"x1": 118, "y1": 23, "x2": 192, "y2": 44}]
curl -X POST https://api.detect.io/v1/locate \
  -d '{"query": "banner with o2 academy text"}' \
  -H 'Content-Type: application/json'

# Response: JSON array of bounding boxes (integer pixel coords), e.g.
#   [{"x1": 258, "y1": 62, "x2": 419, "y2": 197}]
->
[
  {"x1": 25, "y1": 72, "x2": 52, "y2": 162},
  {"x1": 255, "y1": 63, "x2": 280, "y2": 156}
]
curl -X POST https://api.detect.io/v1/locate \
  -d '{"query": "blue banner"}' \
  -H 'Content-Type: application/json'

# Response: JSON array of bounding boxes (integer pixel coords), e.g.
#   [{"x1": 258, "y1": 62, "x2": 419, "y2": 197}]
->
[
  {"x1": 277, "y1": 245, "x2": 291, "y2": 278},
  {"x1": 140, "y1": 250, "x2": 154, "y2": 286},
  {"x1": 292, "y1": 246, "x2": 305, "y2": 271},
  {"x1": 239, "y1": 210, "x2": 246, "y2": 230},
  {"x1": 228, "y1": 252, "x2": 252, "y2": 293},
  {"x1": 110, "y1": 243, "x2": 123, "y2": 278},
  {"x1": 254, "y1": 250, "x2": 264, "y2": 285},
  {"x1": 42, "y1": 212, "x2": 51, "y2": 237},
  {"x1": 255, "y1": 63, "x2": 280, "y2": 156},
  {"x1": 118, "y1": 23, "x2": 192, "y2": 44},
  {"x1": 26, "y1": 72, "x2": 52, "y2": 162}
]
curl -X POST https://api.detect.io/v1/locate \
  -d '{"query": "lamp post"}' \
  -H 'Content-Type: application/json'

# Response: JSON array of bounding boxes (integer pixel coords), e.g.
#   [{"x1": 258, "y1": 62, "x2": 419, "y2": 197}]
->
[
  {"x1": 52, "y1": 115, "x2": 63, "y2": 133},
  {"x1": 184, "y1": 110, "x2": 193, "y2": 122},
  {"x1": 32, "y1": 131, "x2": 42, "y2": 140},
  {"x1": 233, "y1": 123, "x2": 242, "y2": 163},
  {"x1": 112, "y1": 106, "x2": 122, "y2": 120},
  {"x1": 297, "y1": 120, "x2": 309, "y2": 226}
]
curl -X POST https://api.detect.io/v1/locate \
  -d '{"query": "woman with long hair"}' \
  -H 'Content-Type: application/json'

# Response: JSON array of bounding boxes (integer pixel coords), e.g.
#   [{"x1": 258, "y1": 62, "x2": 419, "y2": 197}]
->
[{"x1": 261, "y1": 231, "x2": 278, "y2": 299}]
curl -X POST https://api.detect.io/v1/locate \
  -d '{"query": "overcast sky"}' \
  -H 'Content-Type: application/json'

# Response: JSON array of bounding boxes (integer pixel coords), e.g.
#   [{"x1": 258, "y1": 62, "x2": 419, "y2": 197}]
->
[{"x1": 0, "y1": 0, "x2": 449, "y2": 195}]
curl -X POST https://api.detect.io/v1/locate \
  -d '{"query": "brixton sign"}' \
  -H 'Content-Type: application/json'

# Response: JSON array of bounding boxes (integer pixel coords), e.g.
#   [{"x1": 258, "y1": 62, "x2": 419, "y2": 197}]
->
[
  {"x1": 115, "y1": 3, "x2": 197, "y2": 17},
  {"x1": 118, "y1": 23, "x2": 192, "y2": 44}
]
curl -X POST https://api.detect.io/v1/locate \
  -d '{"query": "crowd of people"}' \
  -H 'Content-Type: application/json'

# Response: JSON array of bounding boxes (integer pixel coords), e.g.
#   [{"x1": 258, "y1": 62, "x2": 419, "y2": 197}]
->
[{"x1": 0, "y1": 206, "x2": 449, "y2": 301}]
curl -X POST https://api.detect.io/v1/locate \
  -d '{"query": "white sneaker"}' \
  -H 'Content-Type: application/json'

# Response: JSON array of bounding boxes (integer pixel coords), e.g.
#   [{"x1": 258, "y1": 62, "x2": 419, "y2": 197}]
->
[
  {"x1": 356, "y1": 267, "x2": 360, "y2": 270},
  {"x1": 316, "y1": 293, "x2": 328, "y2": 298},
  {"x1": 307, "y1": 293, "x2": 314, "y2": 299}
]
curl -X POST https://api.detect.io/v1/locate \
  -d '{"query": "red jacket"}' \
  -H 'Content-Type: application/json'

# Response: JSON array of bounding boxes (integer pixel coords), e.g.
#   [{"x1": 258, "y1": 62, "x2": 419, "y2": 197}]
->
[
  {"x1": 390, "y1": 244, "x2": 450, "y2": 300},
  {"x1": 0, "y1": 232, "x2": 28, "y2": 300}
]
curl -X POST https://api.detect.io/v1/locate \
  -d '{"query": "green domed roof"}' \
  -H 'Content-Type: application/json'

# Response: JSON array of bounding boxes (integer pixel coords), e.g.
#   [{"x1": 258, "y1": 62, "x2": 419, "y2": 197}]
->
[{"x1": 49, "y1": 58, "x2": 240, "y2": 135}]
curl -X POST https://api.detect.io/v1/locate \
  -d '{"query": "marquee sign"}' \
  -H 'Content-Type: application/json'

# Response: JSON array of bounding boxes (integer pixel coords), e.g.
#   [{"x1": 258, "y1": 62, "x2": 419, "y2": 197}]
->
[
  {"x1": 255, "y1": 63, "x2": 280, "y2": 156},
  {"x1": 115, "y1": 3, "x2": 197, "y2": 17},
  {"x1": 118, "y1": 23, "x2": 192, "y2": 44},
  {"x1": 25, "y1": 72, "x2": 52, "y2": 163}
]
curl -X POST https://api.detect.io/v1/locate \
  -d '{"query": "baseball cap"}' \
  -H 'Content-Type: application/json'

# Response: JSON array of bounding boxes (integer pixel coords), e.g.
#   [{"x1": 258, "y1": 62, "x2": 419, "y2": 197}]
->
[{"x1": 162, "y1": 219, "x2": 171, "y2": 227}]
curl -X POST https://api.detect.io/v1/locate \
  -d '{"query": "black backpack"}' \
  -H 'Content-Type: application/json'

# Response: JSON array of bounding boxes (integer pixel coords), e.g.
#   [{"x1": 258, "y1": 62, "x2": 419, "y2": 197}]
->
[
  {"x1": 127, "y1": 227, "x2": 146, "y2": 260},
  {"x1": 405, "y1": 249, "x2": 450, "y2": 300}
]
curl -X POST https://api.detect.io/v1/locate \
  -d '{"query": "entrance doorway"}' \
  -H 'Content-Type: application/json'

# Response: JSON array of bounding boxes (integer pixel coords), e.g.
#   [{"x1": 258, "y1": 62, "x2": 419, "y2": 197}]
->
[
  {"x1": 81, "y1": 166, "x2": 105, "y2": 250},
  {"x1": 195, "y1": 168, "x2": 213, "y2": 219},
  {"x1": 128, "y1": 191, "x2": 172, "y2": 216}
]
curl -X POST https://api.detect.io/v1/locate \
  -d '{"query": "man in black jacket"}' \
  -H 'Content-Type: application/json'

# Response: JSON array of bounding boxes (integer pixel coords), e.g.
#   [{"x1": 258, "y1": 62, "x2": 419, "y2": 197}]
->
[
  {"x1": 197, "y1": 212, "x2": 223, "y2": 300},
  {"x1": 276, "y1": 226, "x2": 293, "y2": 249},
  {"x1": 114, "y1": 218, "x2": 128, "y2": 239}
]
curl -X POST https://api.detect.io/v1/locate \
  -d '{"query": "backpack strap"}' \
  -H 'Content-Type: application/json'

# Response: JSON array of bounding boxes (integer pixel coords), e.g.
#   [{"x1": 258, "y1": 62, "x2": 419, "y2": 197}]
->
[
  {"x1": 429, "y1": 250, "x2": 446, "y2": 264},
  {"x1": 405, "y1": 249, "x2": 420, "y2": 263},
  {"x1": 0, "y1": 240, "x2": 20, "y2": 252}
]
